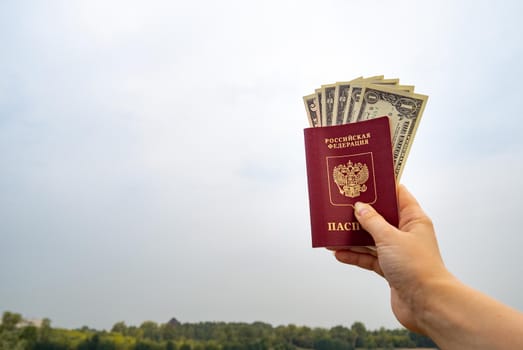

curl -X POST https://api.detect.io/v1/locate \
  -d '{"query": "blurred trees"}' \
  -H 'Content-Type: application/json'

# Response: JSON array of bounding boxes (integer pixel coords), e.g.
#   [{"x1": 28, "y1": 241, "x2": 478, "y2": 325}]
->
[{"x1": 0, "y1": 311, "x2": 437, "y2": 350}]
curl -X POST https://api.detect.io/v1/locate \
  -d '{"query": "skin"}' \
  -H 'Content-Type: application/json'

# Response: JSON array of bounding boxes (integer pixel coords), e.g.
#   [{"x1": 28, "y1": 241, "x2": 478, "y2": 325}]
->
[{"x1": 334, "y1": 185, "x2": 523, "y2": 349}]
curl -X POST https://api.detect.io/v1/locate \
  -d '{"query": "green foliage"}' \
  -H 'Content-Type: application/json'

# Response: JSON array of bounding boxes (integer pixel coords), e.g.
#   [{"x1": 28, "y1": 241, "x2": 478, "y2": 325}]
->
[
  {"x1": 139, "y1": 322, "x2": 160, "y2": 342},
  {"x1": 1, "y1": 310, "x2": 438, "y2": 350},
  {"x1": 1, "y1": 311, "x2": 23, "y2": 332},
  {"x1": 111, "y1": 322, "x2": 128, "y2": 336}
]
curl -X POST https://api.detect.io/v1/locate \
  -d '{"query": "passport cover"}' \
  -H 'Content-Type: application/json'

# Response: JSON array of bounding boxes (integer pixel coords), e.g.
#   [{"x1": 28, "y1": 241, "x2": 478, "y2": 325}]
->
[{"x1": 304, "y1": 116, "x2": 399, "y2": 247}]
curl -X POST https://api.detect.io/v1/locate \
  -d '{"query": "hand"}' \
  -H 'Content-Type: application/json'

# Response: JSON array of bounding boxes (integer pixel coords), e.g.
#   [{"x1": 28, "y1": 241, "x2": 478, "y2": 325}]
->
[
  {"x1": 335, "y1": 185, "x2": 523, "y2": 349},
  {"x1": 334, "y1": 185, "x2": 453, "y2": 334}
]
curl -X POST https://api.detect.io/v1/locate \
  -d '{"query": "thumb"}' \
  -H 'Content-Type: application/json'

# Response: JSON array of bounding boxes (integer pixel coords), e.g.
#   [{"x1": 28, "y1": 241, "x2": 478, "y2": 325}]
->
[{"x1": 354, "y1": 202, "x2": 397, "y2": 244}]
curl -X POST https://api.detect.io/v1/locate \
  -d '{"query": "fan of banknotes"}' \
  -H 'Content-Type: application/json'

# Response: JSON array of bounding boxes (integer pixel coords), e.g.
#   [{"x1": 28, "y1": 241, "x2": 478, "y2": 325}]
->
[{"x1": 303, "y1": 75, "x2": 428, "y2": 179}]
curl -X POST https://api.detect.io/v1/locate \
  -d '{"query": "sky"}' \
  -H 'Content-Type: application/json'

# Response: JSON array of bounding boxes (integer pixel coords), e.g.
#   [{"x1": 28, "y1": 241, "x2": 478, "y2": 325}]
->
[{"x1": 2, "y1": 0, "x2": 523, "y2": 331}]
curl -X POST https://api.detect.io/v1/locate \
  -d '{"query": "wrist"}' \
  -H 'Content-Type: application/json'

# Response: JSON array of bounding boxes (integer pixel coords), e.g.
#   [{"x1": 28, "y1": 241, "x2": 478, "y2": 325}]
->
[
  {"x1": 414, "y1": 271, "x2": 491, "y2": 349},
  {"x1": 411, "y1": 270, "x2": 460, "y2": 335}
]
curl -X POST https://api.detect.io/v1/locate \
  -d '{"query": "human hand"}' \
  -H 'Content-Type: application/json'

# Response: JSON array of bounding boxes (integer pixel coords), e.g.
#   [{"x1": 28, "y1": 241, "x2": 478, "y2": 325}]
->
[{"x1": 334, "y1": 185, "x2": 454, "y2": 334}]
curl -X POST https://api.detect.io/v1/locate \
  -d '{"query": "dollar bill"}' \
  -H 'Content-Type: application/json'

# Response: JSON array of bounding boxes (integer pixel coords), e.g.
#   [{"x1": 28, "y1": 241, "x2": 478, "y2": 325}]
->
[
  {"x1": 346, "y1": 78, "x2": 402, "y2": 123},
  {"x1": 376, "y1": 78, "x2": 400, "y2": 85},
  {"x1": 302, "y1": 75, "x2": 428, "y2": 178},
  {"x1": 353, "y1": 85, "x2": 428, "y2": 179},
  {"x1": 315, "y1": 88, "x2": 323, "y2": 126},
  {"x1": 302, "y1": 76, "x2": 409, "y2": 125},
  {"x1": 321, "y1": 84, "x2": 337, "y2": 126},
  {"x1": 303, "y1": 94, "x2": 321, "y2": 127},
  {"x1": 332, "y1": 83, "x2": 349, "y2": 125},
  {"x1": 343, "y1": 76, "x2": 397, "y2": 123},
  {"x1": 344, "y1": 84, "x2": 364, "y2": 124},
  {"x1": 332, "y1": 77, "x2": 363, "y2": 125},
  {"x1": 394, "y1": 85, "x2": 415, "y2": 93}
]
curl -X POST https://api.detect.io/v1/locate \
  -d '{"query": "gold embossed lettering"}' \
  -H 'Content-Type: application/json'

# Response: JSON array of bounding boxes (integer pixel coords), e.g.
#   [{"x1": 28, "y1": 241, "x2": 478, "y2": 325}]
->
[{"x1": 327, "y1": 221, "x2": 361, "y2": 231}]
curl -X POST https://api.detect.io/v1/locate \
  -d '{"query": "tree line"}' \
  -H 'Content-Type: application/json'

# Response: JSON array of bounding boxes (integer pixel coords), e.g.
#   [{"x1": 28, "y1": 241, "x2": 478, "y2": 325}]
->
[{"x1": 0, "y1": 311, "x2": 437, "y2": 350}]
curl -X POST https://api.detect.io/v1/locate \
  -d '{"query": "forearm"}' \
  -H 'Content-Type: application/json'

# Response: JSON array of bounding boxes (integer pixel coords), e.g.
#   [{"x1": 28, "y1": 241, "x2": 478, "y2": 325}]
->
[{"x1": 417, "y1": 276, "x2": 523, "y2": 349}]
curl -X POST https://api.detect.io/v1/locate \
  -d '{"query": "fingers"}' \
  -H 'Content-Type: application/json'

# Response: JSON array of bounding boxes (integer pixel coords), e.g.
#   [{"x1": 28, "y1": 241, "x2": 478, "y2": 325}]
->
[
  {"x1": 347, "y1": 246, "x2": 378, "y2": 257},
  {"x1": 334, "y1": 250, "x2": 384, "y2": 277},
  {"x1": 354, "y1": 201, "x2": 397, "y2": 245}
]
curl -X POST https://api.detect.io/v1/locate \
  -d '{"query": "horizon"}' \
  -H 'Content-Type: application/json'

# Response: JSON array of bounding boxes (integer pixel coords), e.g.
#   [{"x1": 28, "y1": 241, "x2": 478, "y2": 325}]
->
[{"x1": 2, "y1": 0, "x2": 523, "y2": 332}]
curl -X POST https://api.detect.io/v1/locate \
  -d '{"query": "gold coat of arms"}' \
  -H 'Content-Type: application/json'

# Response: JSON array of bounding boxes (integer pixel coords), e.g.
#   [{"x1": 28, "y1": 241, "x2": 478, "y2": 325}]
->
[{"x1": 333, "y1": 160, "x2": 369, "y2": 198}]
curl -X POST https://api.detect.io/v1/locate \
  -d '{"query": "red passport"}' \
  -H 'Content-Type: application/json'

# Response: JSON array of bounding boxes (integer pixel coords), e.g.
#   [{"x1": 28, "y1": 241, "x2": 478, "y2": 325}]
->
[{"x1": 304, "y1": 117, "x2": 399, "y2": 247}]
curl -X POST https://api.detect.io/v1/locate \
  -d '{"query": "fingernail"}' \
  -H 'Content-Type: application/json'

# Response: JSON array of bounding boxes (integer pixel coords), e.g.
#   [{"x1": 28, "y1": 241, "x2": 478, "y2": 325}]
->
[{"x1": 355, "y1": 202, "x2": 370, "y2": 217}]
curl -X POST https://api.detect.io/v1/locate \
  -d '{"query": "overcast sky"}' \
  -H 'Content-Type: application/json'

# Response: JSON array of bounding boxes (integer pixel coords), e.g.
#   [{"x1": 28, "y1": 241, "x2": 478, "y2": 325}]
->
[{"x1": 2, "y1": 0, "x2": 523, "y2": 331}]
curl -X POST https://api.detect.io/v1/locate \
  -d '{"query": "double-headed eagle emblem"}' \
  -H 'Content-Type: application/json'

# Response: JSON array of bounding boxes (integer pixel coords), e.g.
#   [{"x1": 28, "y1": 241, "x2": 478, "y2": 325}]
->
[{"x1": 333, "y1": 160, "x2": 369, "y2": 198}]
